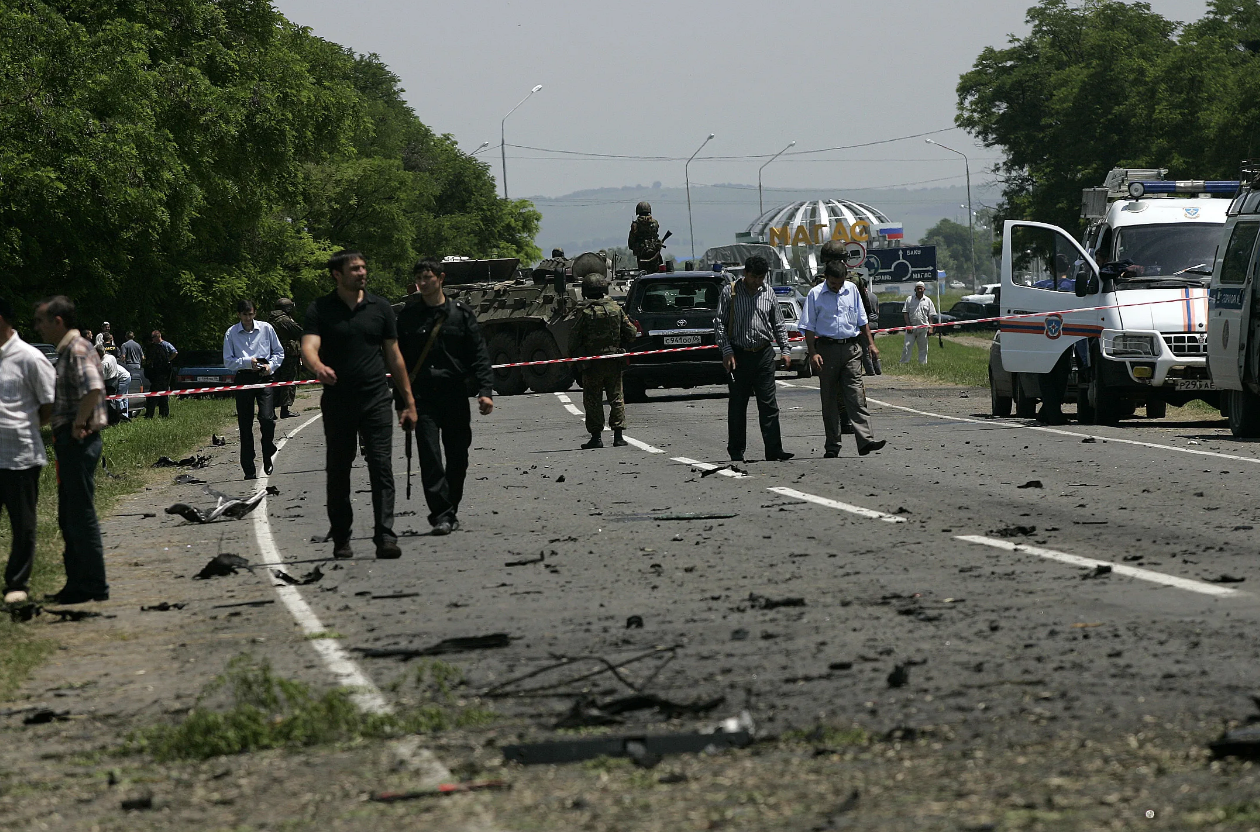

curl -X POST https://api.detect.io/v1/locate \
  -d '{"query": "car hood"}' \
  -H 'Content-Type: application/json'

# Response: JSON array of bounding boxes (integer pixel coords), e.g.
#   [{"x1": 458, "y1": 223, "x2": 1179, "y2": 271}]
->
[{"x1": 1115, "y1": 287, "x2": 1206, "y2": 334}]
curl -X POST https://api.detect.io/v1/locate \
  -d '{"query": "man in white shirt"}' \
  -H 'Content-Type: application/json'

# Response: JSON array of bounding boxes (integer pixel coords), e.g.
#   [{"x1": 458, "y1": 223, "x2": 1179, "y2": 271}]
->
[
  {"x1": 93, "y1": 321, "x2": 112, "y2": 347},
  {"x1": 95, "y1": 343, "x2": 131, "y2": 422},
  {"x1": 0, "y1": 297, "x2": 56, "y2": 604},
  {"x1": 223, "y1": 299, "x2": 284, "y2": 479},
  {"x1": 901, "y1": 281, "x2": 936, "y2": 365}
]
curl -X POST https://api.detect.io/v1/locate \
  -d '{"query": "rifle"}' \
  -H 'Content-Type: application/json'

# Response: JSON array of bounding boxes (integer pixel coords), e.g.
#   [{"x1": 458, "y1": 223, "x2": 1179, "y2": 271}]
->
[
  {"x1": 404, "y1": 424, "x2": 413, "y2": 500},
  {"x1": 659, "y1": 230, "x2": 673, "y2": 246}
]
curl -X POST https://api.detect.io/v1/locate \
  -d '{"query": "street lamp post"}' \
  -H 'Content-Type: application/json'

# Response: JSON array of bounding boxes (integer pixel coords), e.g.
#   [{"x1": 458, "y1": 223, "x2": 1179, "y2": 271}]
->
[
  {"x1": 926, "y1": 139, "x2": 977, "y2": 292},
  {"x1": 500, "y1": 84, "x2": 542, "y2": 199},
  {"x1": 758, "y1": 140, "x2": 795, "y2": 218},
  {"x1": 470, "y1": 141, "x2": 490, "y2": 156},
  {"x1": 686, "y1": 133, "x2": 715, "y2": 261}
]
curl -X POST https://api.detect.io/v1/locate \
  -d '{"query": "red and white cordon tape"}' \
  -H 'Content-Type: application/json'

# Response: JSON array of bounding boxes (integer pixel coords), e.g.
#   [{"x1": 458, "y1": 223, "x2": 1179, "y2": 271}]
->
[{"x1": 103, "y1": 294, "x2": 1205, "y2": 400}]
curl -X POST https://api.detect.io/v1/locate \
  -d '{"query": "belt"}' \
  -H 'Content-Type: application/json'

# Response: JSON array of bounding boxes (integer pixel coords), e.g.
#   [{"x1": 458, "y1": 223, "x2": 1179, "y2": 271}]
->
[{"x1": 815, "y1": 335, "x2": 861, "y2": 346}]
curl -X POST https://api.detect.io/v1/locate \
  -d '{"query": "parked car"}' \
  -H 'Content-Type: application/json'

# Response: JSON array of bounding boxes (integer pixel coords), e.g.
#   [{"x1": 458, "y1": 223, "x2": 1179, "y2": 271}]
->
[
  {"x1": 775, "y1": 291, "x2": 812, "y2": 378},
  {"x1": 875, "y1": 302, "x2": 962, "y2": 333},
  {"x1": 172, "y1": 350, "x2": 236, "y2": 391},
  {"x1": 945, "y1": 300, "x2": 1000, "y2": 331},
  {"x1": 621, "y1": 271, "x2": 732, "y2": 400},
  {"x1": 29, "y1": 342, "x2": 58, "y2": 365}
]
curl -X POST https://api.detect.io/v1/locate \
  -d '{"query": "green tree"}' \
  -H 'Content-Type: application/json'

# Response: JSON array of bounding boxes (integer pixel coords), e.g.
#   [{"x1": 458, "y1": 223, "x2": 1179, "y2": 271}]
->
[{"x1": 919, "y1": 218, "x2": 993, "y2": 284}]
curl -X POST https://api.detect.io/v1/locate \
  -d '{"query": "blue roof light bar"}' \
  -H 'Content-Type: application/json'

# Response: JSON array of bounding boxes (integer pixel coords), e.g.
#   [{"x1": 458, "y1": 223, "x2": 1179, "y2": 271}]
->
[{"x1": 1127, "y1": 180, "x2": 1240, "y2": 198}]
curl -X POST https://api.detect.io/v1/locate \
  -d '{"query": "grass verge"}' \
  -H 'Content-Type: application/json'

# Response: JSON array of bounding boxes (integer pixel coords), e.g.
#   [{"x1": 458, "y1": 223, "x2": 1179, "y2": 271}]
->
[
  {"x1": 874, "y1": 333, "x2": 989, "y2": 387},
  {"x1": 0, "y1": 395, "x2": 236, "y2": 700},
  {"x1": 125, "y1": 655, "x2": 496, "y2": 761}
]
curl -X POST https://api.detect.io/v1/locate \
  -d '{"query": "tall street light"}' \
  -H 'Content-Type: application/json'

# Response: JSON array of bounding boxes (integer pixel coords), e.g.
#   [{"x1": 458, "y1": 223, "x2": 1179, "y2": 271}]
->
[
  {"x1": 686, "y1": 133, "x2": 715, "y2": 261},
  {"x1": 758, "y1": 140, "x2": 795, "y2": 217},
  {"x1": 470, "y1": 141, "x2": 490, "y2": 156},
  {"x1": 501, "y1": 84, "x2": 542, "y2": 199},
  {"x1": 926, "y1": 138, "x2": 977, "y2": 292}
]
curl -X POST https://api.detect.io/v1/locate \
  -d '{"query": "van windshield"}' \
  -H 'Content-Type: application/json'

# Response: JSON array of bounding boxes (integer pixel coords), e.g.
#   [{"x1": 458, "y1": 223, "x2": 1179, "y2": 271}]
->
[{"x1": 1112, "y1": 223, "x2": 1223, "y2": 282}]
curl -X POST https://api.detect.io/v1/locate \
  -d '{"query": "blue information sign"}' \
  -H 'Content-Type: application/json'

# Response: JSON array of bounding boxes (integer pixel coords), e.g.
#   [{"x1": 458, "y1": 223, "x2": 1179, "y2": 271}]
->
[{"x1": 862, "y1": 246, "x2": 938, "y2": 284}]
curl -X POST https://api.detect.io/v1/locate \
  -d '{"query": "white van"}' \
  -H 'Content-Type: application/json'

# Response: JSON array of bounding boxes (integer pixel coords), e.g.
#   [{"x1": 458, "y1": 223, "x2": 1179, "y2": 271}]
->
[{"x1": 990, "y1": 169, "x2": 1233, "y2": 424}]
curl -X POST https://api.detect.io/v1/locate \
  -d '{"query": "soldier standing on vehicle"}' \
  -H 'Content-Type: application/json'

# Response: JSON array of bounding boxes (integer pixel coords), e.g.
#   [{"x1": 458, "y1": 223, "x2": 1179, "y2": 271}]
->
[
  {"x1": 628, "y1": 202, "x2": 664, "y2": 273},
  {"x1": 395, "y1": 259, "x2": 494, "y2": 536},
  {"x1": 269, "y1": 298, "x2": 304, "y2": 419},
  {"x1": 568, "y1": 273, "x2": 637, "y2": 449}
]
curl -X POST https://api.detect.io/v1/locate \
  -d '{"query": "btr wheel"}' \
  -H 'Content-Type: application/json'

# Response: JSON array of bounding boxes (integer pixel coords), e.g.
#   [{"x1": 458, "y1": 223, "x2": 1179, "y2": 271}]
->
[
  {"x1": 487, "y1": 333, "x2": 527, "y2": 396},
  {"x1": 519, "y1": 330, "x2": 573, "y2": 393},
  {"x1": 989, "y1": 368, "x2": 1012, "y2": 417}
]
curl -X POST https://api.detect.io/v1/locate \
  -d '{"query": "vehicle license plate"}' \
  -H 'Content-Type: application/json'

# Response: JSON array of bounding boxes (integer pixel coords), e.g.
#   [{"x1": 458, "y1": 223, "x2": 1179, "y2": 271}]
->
[
  {"x1": 196, "y1": 376, "x2": 219, "y2": 382},
  {"x1": 663, "y1": 336, "x2": 701, "y2": 346},
  {"x1": 1171, "y1": 379, "x2": 1214, "y2": 390}
]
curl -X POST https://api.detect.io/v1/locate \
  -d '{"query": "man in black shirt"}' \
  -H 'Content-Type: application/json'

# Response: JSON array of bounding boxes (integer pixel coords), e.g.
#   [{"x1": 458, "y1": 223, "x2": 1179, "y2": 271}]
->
[
  {"x1": 396, "y1": 259, "x2": 494, "y2": 535},
  {"x1": 301, "y1": 250, "x2": 418, "y2": 559}
]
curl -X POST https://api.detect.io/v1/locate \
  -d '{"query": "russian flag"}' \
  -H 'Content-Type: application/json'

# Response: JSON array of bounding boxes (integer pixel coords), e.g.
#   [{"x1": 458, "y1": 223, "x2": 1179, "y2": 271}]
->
[{"x1": 877, "y1": 223, "x2": 904, "y2": 240}]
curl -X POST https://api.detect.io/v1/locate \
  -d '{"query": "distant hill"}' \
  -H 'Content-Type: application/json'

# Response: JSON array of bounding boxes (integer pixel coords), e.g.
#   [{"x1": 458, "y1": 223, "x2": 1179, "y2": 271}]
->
[{"x1": 528, "y1": 182, "x2": 1001, "y2": 260}]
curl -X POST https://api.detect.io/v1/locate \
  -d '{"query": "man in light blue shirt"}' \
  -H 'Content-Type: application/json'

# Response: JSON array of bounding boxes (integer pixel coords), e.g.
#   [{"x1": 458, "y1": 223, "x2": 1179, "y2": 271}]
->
[
  {"x1": 799, "y1": 262, "x2": 887, "y2": 458},
  {"x1": 223, "y1": 299, "x2": 285, "y2": 479}
]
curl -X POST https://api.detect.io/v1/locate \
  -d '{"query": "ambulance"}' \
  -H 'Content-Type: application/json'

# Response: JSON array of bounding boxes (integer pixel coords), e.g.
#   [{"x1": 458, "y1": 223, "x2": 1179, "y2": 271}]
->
[{"x1": 989, "y1": 169, "x2": 1234, "y2": 424}]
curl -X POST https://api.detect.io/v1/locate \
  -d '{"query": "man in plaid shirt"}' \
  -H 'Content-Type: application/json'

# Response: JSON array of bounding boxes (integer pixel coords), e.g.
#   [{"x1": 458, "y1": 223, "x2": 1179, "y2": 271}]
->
[{"x1": 33, "y1": 296, "x2": 109, "y2": 604}]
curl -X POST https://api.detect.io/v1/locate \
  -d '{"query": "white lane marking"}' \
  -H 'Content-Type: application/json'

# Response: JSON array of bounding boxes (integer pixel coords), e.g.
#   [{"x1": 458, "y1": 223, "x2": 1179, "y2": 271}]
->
[
  {"x1": 672, "y1": 456, "x2": 748, "y2": 478},
  {"x1": 253, "y1": 413, "x2": 392, "y2": 715},
  {"x1": 955, "y1": 534, "x2": 1248, "y2": 599},
  {"x1": 556, "y1": 393, "x2": 573, "y2": 404},
  {"x1": 767, "y1": 486, "x2": 907, "y2": 523},
  {"x1": 554, "y1": 391, "x2": 663, "y2": 452},
  {"x1": 776, "y1": 380, "x2": 796, "y2": 388},
  {"x1": 868, "y1": 397, "x2": 1260, "y2": 467},
  {"x1": 563, "y1": 404, "x2": 583, "y2": 416},
  {"x1": 623, "y1": 436, "x2": 665, "y2": 454}
]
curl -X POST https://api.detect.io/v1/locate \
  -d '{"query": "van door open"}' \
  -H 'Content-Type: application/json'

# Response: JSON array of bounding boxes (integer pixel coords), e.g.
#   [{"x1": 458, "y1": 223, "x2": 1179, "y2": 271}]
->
[
  {"x1": 999, "y1": 221, "x2": 1101, "y2": 374},
  {"x1": 1207, "y1": 220, "x2": 1260, "y2": 391}
]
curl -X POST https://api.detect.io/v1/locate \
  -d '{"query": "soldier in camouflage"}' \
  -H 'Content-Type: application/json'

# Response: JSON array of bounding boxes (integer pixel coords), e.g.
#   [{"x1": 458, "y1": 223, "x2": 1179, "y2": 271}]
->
[
  {"x1": 567, "y1": 274, "x2": 637, "y2": 449},
  {"x1": 269, "y1": 298, "x2": 304, "y2": 418},
  {"x1": 627, "y1": 201, "x2": 664, "y2": 273}
]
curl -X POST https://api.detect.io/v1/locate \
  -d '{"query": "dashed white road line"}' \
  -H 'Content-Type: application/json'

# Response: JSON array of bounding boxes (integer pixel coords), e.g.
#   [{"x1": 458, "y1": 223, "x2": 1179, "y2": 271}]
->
[
  {"x1": 552, "y1": 393, "x2": 663, "y2": 451},
  {"x1": 562, "y1": 403, "x2": 583, "y2": 416},
  {"x1": 869, "y1": 397, "x2": 1260, "y2": 467},
  {"x1": 767, "y1": 486, "x2": 908, "y2": 523},
  {"x1": 955, "y1": 534, "x2": 1247, "y2": 598},
  {"x1": 672, "y1": 456, "x2": 748, "y2": 478},
  {"x1": 253, "y1": 413, "x2": 392, "y2": 715},
  {"x1": 623, "y1": 436, "x2": 665, "y2": 454}
]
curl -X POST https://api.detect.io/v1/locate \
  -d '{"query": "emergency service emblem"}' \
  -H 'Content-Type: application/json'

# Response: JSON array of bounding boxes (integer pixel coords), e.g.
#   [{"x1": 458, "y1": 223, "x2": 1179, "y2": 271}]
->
[
  {"x1": 1184, "y1": 207, "x2": 1200, "y2": 219},
  {"x1": 1044, "y1": 314, "x2": 1064, "y2": 340}
]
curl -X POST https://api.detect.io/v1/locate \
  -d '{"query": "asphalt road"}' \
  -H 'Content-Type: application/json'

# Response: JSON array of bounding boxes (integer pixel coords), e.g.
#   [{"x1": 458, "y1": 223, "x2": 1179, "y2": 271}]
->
[{"x1": 256, "y1": 374, "x2": 1260, "y2": 742}]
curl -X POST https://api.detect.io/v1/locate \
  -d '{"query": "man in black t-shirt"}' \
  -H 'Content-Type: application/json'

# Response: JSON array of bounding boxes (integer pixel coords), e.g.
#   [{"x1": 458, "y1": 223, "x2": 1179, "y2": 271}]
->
[{"x1": 302, "y1": 250, "x2": 418, "y2": 560}]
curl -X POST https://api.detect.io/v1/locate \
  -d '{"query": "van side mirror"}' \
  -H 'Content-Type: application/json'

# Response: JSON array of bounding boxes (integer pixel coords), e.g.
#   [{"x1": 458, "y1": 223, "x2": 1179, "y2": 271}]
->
[{"x1": 1075, "y1": 271, "x2": 1099, "y2": 297}]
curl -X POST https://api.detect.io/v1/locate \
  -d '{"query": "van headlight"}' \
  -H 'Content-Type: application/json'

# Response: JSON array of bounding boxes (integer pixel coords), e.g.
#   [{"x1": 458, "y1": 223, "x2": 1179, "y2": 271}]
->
[{"x1": 1102, "y1": 333, "x2": 1157, "y2": 358}]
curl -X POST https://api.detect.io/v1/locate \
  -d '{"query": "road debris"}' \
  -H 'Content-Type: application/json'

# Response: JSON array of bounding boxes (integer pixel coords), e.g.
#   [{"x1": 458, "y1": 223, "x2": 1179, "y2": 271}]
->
[
  {"x1": 626, "y1": 615, "x2": 644, "y2": 629},
  {"x1": 991, "y1": 525, "x2": 1036, "y2": 537},
  {"x1": 354, "y1": 633, "x2": 512, "y2": 660},
  {"x1": 731, "y1": 628, "x2": 749, "y2": 641},
  {"x1": 483, "y1": 644, "x2": 681, "y2": 698},
  {"x1": 166, "y1": 488, "x2": 271, "y2": 523},
  {"x1": 1209, "y1": 726, "x2": 1260, "y2": 759},
  {"x1": 1082, "y1": 564, "x2": 1113, "y2": 579},
  {"x1": 173, "y1": 474, "x2": 206, "y2": 485},
  {"x1": 1081, "y1": 436, "x2": 1097, "y2": 443},
  {"x1": 210, "y1": 599, "x2": 274, "y2": 609},
  {"x1": 654, "y1": 512, "x2": 739, "y2": 521},
  {"x1": 23, "y1": 709, "x2": 70, "y2": 725},
  {"x1": 211, "y1": 434, "x2": 226, "y2": 446},
  {"x1": 505, "y1": 551, "x2": 545, "y2": 567},
  {"x1": 887, "y1": 664, "x2": 910, "y2": 688},
  {"x1": 45, "y1": 608, "x2": 104, "y2": 622},
  {"x1": 271, "y1": 566, "x2": 324, "y2": 586},
  {"x1": 370, "y1": 781, "x2": 511, "y2": 803},
  {"x1": 194, "y1": 553, "x2": 251, "y2": 579},
  {"x1": 553, "y1": 693, "x2": 727, "y2": 728},
  {"x1": 371, "y1": 592, "x2": 420, "y2": 600},
  {"x1": 140, "y1": 602, "x2": 186, "y2": 612},
  {"x1": 1017, "y1": 480, "x2": 1043, "y2": 489},
  {"x1": 1207, "y1": 574, "x2": 1246, "y2": 583},
  {"x1": 120, "y1": 794, "x2": 154, "y2": 811},
  {"x1": 747, "y1": 593, "x2": 806, "y2": 610},
  {"x1": 152, "y1": 455, "x2": 209, "y2": 468},
  {"x1": 502, "y1": 722, "x2": 753, "y2": 766}
]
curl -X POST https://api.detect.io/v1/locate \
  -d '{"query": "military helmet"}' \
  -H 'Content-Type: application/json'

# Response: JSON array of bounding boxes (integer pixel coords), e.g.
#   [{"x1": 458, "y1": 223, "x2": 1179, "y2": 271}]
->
[
  {"x1": 276, "y1": 297, "x2": 294, "y2": 310},
  {"x1": 819, "y1": 240, "x2": 848, "y2": 263},
  {"x1": 636, "y1": 201, "x2": 652, "y2": 216},
  {"x1": 581, "y1": 273, "x2": 609, "y2": 292}
]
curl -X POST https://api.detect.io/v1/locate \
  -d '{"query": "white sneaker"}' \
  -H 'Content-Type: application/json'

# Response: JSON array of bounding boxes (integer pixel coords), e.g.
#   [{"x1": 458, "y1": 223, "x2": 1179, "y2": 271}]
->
[{"x1": 4, "y1": 590, "x2": 29, "y2": 604}]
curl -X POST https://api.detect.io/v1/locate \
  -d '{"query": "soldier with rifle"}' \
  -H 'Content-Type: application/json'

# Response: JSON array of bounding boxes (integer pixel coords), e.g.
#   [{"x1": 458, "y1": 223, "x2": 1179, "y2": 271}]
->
[
  {"x1": 628, "y1": 201, "x2": 670, "y2": 272},
  {"x1": 568, "y1": 272, "x2": 637, "y2": 449},
  {"x1": 269, "y1": 298, "x2": 304, "y2": 418}
]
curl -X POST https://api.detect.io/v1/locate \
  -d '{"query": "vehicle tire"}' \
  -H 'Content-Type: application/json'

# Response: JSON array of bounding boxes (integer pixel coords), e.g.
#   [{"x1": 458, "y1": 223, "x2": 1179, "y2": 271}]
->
[
  {"x1": 487, "y1": 332, "x2": 527, "y2": 396},
  {"x1": 1086, "y1": 349, "x2": 1124, "y2": 426},
  {"x1": 1228, "y1": 388, "x2": 1260, "y2": 437},
  {"x1": 1013, "y1": 374, "x2": 1038, "y2": 418},
  {"x1": 1146, "y1": 398, "x2": 1167, "y2": 419},
  {"x1": 989, "y1": 369, "x2": 1012, "y2": 417},
  {"x1": 624, "y1": 378, "x2": 649, "y2": 403},
  {"x1": 519, "y1": 330, "x2": 573, "y2": 393}
]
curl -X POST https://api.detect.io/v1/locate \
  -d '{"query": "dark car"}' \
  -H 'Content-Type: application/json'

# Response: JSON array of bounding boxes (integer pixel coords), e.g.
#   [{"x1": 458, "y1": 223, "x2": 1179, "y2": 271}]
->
[
  {"x1": 172, "y1": 349, "x2": 236, "y2": 391},
  {"x1": 622, "y1": 271, "x2": 730, "y2": 400},
  {"x1": 945, "y1": 300, "x2": 1000, "y2": 331},
  {"x1": 30, "y1": 342, "x2": 58, "y2": 365}
]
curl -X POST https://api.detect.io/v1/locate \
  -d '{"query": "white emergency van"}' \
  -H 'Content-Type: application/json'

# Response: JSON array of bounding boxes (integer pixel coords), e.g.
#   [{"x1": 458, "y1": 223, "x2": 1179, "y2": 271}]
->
[
  {"x1": 1206, "y1": 164, "x2": 1260, "y2": 436},
  {"x1": 990, "y1": 169, "x2": 1234, "y2": 424}
]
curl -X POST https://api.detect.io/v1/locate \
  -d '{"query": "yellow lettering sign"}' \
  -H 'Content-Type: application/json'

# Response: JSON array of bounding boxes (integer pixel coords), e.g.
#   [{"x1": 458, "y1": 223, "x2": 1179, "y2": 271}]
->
[
  {"x1": 851, "y1": 220, "x2": 870, "y2": 242},
  {"x1": 810, "y1": 224, "x2": 827, "y2": 244},
  {"x1": 791, "y1": 225, "x2": 813, "y2": 247},
  {"x1": 768, "y1": 226, "x2": 791, "y2": 247},
  {"x1": 830, "y1": 224, "x2": 851, "y2": 242}
]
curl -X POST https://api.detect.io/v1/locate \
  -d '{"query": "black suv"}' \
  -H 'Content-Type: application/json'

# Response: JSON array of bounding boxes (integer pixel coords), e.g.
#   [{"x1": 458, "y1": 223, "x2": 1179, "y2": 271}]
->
[{"x1": 622, "y1": 271, "x2": 730, "y2": 400}]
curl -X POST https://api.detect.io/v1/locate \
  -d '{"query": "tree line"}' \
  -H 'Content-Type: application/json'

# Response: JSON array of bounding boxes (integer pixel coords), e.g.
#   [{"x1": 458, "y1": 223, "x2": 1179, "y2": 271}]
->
[
  {"x1": 958, "y1": 0, "x2": 1260, "y2": 234},
  {"x1": 0, "y1": 0, "x2": 540, "y2": 347}
]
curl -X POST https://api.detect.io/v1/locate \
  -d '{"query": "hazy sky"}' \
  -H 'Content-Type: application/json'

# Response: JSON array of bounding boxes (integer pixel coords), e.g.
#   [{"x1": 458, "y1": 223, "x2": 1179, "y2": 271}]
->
[{"x1": 273, "y1": 0, "x2": 1209, "y2": 199}]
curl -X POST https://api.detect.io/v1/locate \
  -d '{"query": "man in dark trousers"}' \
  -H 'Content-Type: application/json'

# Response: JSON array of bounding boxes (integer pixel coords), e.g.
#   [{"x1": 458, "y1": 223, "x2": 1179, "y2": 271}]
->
[
  {"x1": 32, "y1": 296, "x2": 109, "y2": 603},
  {"x1": 396, "y1": 259, "x2": 494, "y2": 536},
  {"x1": 301, "y1": 251, "x2": 417, "y2": 560},
  {"x1": 269, "y1": 298, "x2": 304, "y2": 418},
  {"x1": 223, "y1": 299, "x2": 284, "y2": 479},
  {"x1": 568, "y1": 272, "x2": 637, "y2": 449},
  {"x1": 143, "y1": 330, "x2": 177, "y2": 418},
  {"x1": 714, "y1": 255, "x2": 794, "y2": 462}
]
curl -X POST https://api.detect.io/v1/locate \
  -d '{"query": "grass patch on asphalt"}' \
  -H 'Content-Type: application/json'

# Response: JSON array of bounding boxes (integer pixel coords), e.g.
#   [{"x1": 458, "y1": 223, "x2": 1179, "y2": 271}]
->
[
  {"x1": 126, "y1": 655, "x2": 496, "y2": 761},
  {"x1": 874, "y1": 333, "x2": 989, "y2": 387},
  {"x1": 0, "y1": 395, "x2": 236, "y2": 700}
]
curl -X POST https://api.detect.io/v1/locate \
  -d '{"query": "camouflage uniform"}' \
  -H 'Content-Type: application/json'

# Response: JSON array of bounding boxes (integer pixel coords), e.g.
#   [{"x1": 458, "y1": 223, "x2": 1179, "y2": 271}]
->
[
  {"x1": 568, "y1": 297, "x2": 637, "y2": 436},
  {"x1": 628, "y1": 216, "x2": 663, "y2": 272},
  {"x1": 268, "y1": 302, "x2": 304, "y2": 414}
]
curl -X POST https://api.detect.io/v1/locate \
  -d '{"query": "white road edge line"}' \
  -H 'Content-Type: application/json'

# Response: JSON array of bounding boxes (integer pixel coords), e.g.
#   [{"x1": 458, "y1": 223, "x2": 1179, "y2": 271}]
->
[
  {"x1": 253, "y1": 413, "x2": 392, "y2": 715},
  {"x1": 552, "y1": 393, "x2": 664, "y2": 453},
  {"x1": 767, "y1": 485, "x2": 907, "y2": 523},
  {"x1": 955, "y1": 534, "x2": 1248, "y2": 598},
  {"x1": 672, "y1": 456, "x2": 748, "y2": 478},
  {"x1": 563, "y1": 404, "x2": 582, "y2": 416},
  {"x1": 869, "y1": 397, "x2": 1260, "y2": 467}
]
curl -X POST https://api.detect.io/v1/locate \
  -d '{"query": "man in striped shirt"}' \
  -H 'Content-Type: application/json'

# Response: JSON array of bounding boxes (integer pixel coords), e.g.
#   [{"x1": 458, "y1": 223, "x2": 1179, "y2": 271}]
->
[{"x1": 714, "y1": 255, "x2": 794, "y2": 462}]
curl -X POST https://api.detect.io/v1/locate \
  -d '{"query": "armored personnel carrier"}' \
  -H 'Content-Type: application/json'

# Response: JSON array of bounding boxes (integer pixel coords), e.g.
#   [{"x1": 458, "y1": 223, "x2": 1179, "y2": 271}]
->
[{"x1": 437, "y1": 252, "x2": 614, "y2": 395}]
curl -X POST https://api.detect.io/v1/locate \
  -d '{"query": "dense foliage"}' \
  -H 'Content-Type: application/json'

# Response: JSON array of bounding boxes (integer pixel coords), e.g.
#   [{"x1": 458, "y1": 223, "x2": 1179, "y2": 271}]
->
[
  {"x1": 957, "y1": 0, "x2": 1260, "y2": 233},
  {"x1": 918, "y1": 215, "x2": 997, "y2": 284},
  {"x1": 0, "y1": 0, "x2": 540, "y2": 346}
]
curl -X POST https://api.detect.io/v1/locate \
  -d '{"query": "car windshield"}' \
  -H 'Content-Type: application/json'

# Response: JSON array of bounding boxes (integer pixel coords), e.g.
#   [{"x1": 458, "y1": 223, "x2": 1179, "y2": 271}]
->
[
  {"x1": 778, "y1": 302, "x2": 797, "y2": 321},
  {"x1": 636, "y1": 280, "x2": 721, "y2": 313},
  {"x1": 1112, "y1": 223, "x2": 1223, "y2": 281}
]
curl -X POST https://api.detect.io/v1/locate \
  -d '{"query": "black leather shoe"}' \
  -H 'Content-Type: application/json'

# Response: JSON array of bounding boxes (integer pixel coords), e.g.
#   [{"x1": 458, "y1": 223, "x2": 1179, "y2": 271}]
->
[
  {"x1": 263, "y1": 457, "x2": 274, "y2": 476},
  {"x1": 449, "y1": 518, "x2": 460, "y2": 532},
  {"x1": 729, "y1": 454, "x2": 745, "y2": 462},
  {"x1": 376, "y1": 539, "x2": 401, "y2": 559},
  {"x1": 824, "y1": 450, "x2": 839, "y2": 458},
  {"x1": 581, "y1": 435, "x2": 604, "y2": 449},
  {"x1": 332, "y1": 540, "x2": 353, "y2": 559},
  {"x1": 243, "y1": 469, "x2": 257, "y2": 480},
  {"x1": 431, "y1": 520, "x2": 453, "y2": 536},
  {"x1": 767, "y1": 451, "x2": 795, "y2": 461},
  {"x1": 612, "y1": 430, "x2": 628, "y2": 447},
  {"x1": 858, "y1": 440, "x2": 887, "y2": 456},
  {"x1": 46, "y1": 589, "x2": 109, "y2": 605}
]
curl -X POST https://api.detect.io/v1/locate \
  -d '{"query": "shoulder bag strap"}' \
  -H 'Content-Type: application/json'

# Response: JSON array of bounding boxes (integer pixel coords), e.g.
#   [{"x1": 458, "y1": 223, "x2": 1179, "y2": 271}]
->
[{"x1": 407, "y1": 310, "x2": 448, "y2": 385}]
